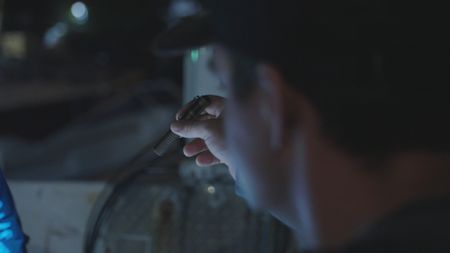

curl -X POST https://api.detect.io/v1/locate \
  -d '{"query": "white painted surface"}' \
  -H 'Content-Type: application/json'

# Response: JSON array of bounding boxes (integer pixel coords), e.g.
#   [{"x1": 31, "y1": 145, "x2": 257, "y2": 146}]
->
[
  {"x1": 183, "y1": 47, "x2": 227, "y2": 103},
  {"x1": 8, "y1": 181, "x2": 106, "y2": 253}
]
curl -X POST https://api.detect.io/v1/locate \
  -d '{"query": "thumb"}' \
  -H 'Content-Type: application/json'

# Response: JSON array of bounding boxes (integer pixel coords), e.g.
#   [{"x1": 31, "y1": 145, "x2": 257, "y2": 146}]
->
[{"x1": 171, "y1": 120, "x2": 217, "y2": 139}]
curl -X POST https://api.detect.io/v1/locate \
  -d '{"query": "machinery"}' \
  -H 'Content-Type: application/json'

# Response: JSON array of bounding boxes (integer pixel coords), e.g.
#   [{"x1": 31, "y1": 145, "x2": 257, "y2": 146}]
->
[{"x1": 84, "y1": 158, "x2": 295, "y2": 253}]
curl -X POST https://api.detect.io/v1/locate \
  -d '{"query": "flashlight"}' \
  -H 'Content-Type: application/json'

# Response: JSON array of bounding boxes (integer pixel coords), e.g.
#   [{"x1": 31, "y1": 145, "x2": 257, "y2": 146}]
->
[{"x1": 153, "y1": 96, "x2": 212, "y2": 156}]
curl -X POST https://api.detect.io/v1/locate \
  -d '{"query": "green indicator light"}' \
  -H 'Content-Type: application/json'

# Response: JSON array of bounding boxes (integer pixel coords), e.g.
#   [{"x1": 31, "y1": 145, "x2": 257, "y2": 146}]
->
[{"x1": 191, "y1": 49, "x2": 200, "y2": 62}]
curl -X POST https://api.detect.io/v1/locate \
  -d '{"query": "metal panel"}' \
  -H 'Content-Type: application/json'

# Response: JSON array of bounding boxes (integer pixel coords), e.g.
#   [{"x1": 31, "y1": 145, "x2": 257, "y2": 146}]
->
[{"x1": 9, "y1": 181, "x2": 105, "y2": 253}]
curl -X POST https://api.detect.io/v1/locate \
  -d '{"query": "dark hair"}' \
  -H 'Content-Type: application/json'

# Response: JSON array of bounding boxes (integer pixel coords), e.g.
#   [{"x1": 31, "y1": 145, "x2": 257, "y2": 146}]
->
[{"x1": 227, "y1": 49, "x2": 450, "y2": 159}]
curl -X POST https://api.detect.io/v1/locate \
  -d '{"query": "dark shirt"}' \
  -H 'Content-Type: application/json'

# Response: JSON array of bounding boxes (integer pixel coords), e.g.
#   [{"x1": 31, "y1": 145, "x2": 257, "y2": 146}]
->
[{"x1": 311, "y1": 198, "x2": 450, "y2": 253}]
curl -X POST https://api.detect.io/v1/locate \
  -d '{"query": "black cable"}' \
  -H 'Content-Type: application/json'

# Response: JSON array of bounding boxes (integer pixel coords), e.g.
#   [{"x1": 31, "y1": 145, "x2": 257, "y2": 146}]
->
[
  {"x1": 83, "y1": 93, "x2": 208, "y2": 253},
  {"x1": 83, "y1": 139, "x2": 182, "y2": 253}
]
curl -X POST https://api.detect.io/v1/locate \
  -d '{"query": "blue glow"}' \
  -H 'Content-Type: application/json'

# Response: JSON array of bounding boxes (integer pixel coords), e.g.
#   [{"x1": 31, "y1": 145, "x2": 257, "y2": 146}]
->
[
  {"x1": 0, "y1": 242, "x2": 11, "y2": 253},
  {"x1": 0, "y1": 230, "x2": 12, "y2": 240},
  {"x1": 0, "y1": 170, "x2": 26, "y2": 253},
  {"x1": 0, "y1": 222, "x2": 11, "y2": 230},
  {"x1": 0, "y1": 201, "x2": 15, "y2": 252},
  {"x1": 70, "y1": 2, "x2": 89, "y2": 24}
]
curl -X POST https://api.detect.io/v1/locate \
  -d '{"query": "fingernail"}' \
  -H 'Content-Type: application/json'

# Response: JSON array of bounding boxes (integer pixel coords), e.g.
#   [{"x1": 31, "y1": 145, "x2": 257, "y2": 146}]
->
[{"x1": 170, "y1": 122, "x2": 181, "y2": 133}]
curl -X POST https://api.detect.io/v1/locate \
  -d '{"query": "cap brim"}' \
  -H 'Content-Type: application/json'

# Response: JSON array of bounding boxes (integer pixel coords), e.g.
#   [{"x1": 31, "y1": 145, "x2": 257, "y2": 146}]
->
[{"x1": 152, "y1": 13, "x2": 213, "y2": 57}]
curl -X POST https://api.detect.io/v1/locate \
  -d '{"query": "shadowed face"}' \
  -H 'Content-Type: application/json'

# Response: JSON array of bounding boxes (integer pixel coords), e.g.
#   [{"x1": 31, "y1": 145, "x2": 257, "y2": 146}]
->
[{"x1": 211, "y1": 46, "x2": 301, "y2": 227}]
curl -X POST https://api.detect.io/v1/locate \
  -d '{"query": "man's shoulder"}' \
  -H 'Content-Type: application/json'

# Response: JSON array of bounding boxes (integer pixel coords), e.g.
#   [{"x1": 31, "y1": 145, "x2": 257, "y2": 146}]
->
[
  {"x1": 346, "y1": 198, "x2": 450, "y2": 253},
  {"x1": 316, "y1": 198, "x2": 450, "y2": 253}
]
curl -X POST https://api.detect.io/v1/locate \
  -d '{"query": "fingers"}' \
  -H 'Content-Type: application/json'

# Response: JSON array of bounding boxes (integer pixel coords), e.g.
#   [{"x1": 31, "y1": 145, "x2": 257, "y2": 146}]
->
[
  {"x1": 172, "y1": 96, "x2": 225, "y2": 168},
  {"x1": 197, "y1": 114, "x2": 216, "y2": 121},
  {"x1": 196, "y1": 151, "x2": 221, "y2": 167},
  {"x1": 183, "y1": 137, "x2": 222, "y2": 167},
  {"x1": 171, "y1": 119, "x2": 220, "y2": 139},
  {"x1": 175, "y1": 98, "x2": 197, "y2": 121},
  {"x1": 183, "y1": 138, "x2": 207, "y2": 157},
  {"x1": 202, "y1": 95, "x2": 226, "y2": 118},
  {"x1": 176, "y1": 95, "x2": 225, "y2": 120}
]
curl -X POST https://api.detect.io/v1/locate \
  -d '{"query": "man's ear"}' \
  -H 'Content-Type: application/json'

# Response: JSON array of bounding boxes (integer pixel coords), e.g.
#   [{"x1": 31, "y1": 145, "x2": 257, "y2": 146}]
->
[{"x1": 256, "y1": 64, "x2": 290, "y2": 150}]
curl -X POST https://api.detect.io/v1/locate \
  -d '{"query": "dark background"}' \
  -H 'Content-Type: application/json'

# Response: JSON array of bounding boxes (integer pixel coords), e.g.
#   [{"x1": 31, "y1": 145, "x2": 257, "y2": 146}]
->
[{"x1": 0, "y1": 0, "x2": 185, "y2": 179}]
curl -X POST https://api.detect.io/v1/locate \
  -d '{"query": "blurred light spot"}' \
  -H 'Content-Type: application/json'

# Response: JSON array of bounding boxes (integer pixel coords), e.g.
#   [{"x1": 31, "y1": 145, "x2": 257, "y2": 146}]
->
[
  {"x1": 71, "y1": 2, "x2": 89, "y2": 24},
  {"x1": 169, "y1": 1, "x2": 200, "y2": 18},
  {"x1": 207, "y1": 185, "x2": 216, "y2": 194},
  {"x1": 43, "y1": 22, "x2": 68, "y2": 49},
  {"x1": 1, "y1": 32, "x2": 27, "y2": 59},
  {"x1": 191, "y1": 49, "x2": 199, "y2": 62}
]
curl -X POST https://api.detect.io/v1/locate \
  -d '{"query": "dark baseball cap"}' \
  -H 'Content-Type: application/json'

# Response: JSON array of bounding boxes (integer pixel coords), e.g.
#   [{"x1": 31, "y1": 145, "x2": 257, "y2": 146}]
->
[
  {"x1": 152, "y1": 12, "x2": 213, "y2": 56},
  {"x1": 154, "y1": 0, "x2": 447, "y2": 87}
]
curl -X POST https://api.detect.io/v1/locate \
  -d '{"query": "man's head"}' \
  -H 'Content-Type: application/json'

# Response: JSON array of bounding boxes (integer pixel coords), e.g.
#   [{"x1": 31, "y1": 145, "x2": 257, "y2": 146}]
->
[{"x1": 209, "y1": 0, "x2": 449, "y2": 249}]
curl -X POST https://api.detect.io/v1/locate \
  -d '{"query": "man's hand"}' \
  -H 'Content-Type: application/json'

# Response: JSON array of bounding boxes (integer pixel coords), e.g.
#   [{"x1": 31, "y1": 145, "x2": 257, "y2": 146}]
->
[{"x1": 170, "y1": 96, "x2": 230, "y2": 172}]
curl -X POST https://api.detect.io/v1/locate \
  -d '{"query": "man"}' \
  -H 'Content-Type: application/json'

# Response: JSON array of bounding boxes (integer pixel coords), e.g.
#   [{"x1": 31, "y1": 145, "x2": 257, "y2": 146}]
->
[{"x1": 168, "y1": 0, "x2": 449, "y2": 252}]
